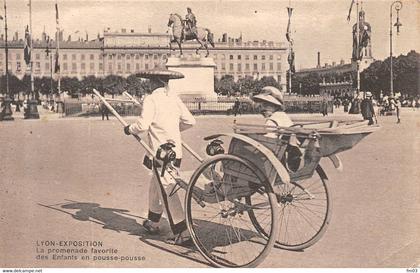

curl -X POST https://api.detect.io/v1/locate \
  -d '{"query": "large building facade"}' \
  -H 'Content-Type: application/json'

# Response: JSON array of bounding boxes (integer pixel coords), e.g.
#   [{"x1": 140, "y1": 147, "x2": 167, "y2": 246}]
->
[{"x1": 0, "y1": 29, "x2": 288, "y2": 90}]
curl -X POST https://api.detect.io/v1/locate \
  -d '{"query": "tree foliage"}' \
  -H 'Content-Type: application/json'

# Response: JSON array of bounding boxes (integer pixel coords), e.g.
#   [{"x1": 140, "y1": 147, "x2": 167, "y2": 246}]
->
[{"x1": 361, "y1": 50, "x2": 419, "y2": 97}]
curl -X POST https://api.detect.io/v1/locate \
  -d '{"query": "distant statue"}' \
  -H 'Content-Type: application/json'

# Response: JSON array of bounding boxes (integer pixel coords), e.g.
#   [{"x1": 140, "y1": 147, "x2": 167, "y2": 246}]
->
[
  {"x1": 167, "y1": 12, "x2": 215, "y2": 57},
  {"x1": 352, "y1": 10, "x2": 371, "y2": 61}
]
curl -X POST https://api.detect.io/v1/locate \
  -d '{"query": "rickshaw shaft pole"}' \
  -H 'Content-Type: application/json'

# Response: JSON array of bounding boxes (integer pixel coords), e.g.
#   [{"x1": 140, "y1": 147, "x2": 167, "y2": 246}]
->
[{"x1": 92, "y1": 89, "x2": 155, "y2": 156}]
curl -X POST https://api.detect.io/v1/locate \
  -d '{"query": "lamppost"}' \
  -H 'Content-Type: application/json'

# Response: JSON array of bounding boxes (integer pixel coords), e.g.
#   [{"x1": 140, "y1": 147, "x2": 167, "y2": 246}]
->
[
  {"x1": 389, "y1": 0, "x2": 402, "y2": 97},
  {"x1": 25, "y1": 0, "x2": 40, "y2": 119},
  {"x1": 0, "y1": 0, "x2": 13, "y2": 121}
]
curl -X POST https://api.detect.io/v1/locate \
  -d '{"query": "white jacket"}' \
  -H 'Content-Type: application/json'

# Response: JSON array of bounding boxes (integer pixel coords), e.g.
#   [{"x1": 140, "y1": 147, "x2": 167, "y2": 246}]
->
[{"x1": 128, "y1": 87, "x2": 196, "y2": 158}]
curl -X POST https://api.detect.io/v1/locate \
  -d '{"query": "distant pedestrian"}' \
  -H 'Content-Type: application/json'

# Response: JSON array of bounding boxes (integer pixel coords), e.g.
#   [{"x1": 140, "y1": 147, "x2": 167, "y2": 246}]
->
[
  {"x1": 233, "y1": 98, "x2": 241, "y2": 116},
  {"x1": 321, "y1": 97, "x2": 328, "y2": 116},
  {"x1": 100, "y1": 102, "x2": 109, "y2": 120},
  {"x1": 360, "y1": 92, "x2": 376, "y2": 125},
  {"x1": 343, "y1": 98, "x2": 350, "y2": 112}
]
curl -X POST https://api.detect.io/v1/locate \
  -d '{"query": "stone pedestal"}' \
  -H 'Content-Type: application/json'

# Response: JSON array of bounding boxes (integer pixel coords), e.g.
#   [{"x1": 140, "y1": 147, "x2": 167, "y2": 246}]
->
[
  {"x1": 0, "y1": 97, "x2": 14, "y2": 121},
  {"x1": 166, "y1": 56, "x2": 217, "y2": 99},
  {"x1": 24, "y1": 99, "x2": 40, "y2": 119}
]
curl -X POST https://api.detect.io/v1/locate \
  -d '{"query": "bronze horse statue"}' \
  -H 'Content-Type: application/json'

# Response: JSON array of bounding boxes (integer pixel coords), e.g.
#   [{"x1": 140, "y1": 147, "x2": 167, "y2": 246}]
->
[{"x1": 167, "y1": 13, "x2": 215, "y2": 57}]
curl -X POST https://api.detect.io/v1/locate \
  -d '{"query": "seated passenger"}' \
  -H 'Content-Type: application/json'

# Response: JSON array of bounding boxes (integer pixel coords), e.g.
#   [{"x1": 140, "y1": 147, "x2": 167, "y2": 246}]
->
[
  {"x1": 252, "y1": 86, "x2": 293, "y2": 136},
  {"x1": 252, "y1": 86, "x2": 302, "y2": 172}
]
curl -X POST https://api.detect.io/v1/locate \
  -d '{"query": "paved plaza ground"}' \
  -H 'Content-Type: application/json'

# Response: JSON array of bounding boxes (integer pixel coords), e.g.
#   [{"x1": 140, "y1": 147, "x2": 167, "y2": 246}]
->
[{"x1": 0, "y1": 109, "x2": 419, "y2": 268}]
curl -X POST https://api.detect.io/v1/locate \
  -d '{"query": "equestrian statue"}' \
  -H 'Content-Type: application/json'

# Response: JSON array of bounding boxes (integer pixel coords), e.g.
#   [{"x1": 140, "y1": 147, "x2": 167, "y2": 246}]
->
[{"x1": 167, "y1": 8, "x2": 215, "y2": 57}]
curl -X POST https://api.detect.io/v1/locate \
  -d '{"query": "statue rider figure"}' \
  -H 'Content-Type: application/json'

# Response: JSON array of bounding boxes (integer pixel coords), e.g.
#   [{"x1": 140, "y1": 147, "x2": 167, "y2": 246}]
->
[
  {"x1": 185, "y1": 7, "x2": 198, "y2": 37},
  {"x1": 352, "y1": 10, "x2": 371, "y2": 61}
]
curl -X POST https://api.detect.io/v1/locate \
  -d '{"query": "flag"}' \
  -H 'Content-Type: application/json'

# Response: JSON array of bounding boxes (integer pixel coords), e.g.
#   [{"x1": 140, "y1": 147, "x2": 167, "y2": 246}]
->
[
  {"x1": 288, "y1": 48, "x2": 295, "y2": 73},
  {"x1": 286, "y1": 7, "x2": 293, "y2": 43},
  {"x1": 45, "y1": 36, "x2": 50, "y2": 56},
  {"x1": 55, "y1": 2, "x2": 60, "y2": 73},
  {"x1": 55, "y1": 3, "x2": 59, "y2": 25},
  {"x1": 347, "y1": 0, "x2": 355, "y2": 22},
  {"x1": 54, "y1": 51, "x2": 60, "y2": 73},
  {"x1": 24, "y1": 25, "x2": 31, "y2": 65}
]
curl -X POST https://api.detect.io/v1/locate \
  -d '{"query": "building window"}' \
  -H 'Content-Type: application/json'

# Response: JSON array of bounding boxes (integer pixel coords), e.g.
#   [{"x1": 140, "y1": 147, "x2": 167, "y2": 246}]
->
[
  {"x1": 135, "y1": 54, "x2": 140, "y2": 60},
  {"x1": 35, "y1": 54, "x2": 40, "y2": 60},
  {"x1": 108, "y1": 63, "x2": 113, "y2": 71},
  {"x1": 221, "y1": 54, "x2": 226, "y2": 60},
  {"x1": 145, "y1": 63, "x2": 149, "y2": 69},
  {"x1": 72, "y1": 63, "x2": 77, "y2": 71},
  {"x1": 245, "y1": 55, "x2": 249, "y2": 60},
  {"x1": 35, "y1": 62, "x2": 40, "y2": 70},
  {"x1": 269, "y1": 55, "x2": 273, "y2": 60},
  {"x1": 221, "y1": 63, "x2": 226, "y2": 70},
  {"x1": 261, "y1": 55, "x2": 266, "y2": 60},
  {"x1": 80, "y1": 54, "x2": 85, "y2": 61},
  {"x1": 117, "y1": 54, "x2": 122, "y2": 60},
  {"x1": 261, "y1": 63, "x2": 266, "y2": 71},
  {"x1": 81, "y1": 63, "x2": 86, "y2": 70},
  {"x1": 162, "y1": 54, "x2": 167, "y2": 60},
  {"x1": 237, "y1": 63, "x2": 242, "y2": 72},
  {"x1": 45, "y1": 62, "x2": 49, "y2": 70},
  {"x1": 136, "y1": 63, "x2": 140, "y2": 71},
  {"x1": 16, "y1": 53, "x2": 21, "y2": 60},
  {"x1": 90, "y1": 63, "x2": 94, "y2": 71},
  {"x1": 277, "y1": 63, "x2": 281, "y2": 70},
  {"x1": 153, "y1": 54, "x2": 158, "y2": 60},
  {"x1": 145, "y1": 54, "x2": 149, "y2": 60},
  {"x1": 245, "y1": 63, "x2": 250, "y2": 71},
  {"x1": 126, "y1": 55, "x2": 130, "y2": 60},
  {"x1": 98, "y1": 63, "x2": 103, "y2": 71},
  {"x1": 126, "y1": 63, "x2": 130, "y2": 71},
  {"x1": 63, "y1": 54, "x2": 67, "y2": 60},
  {"x1": 269, "y1": 63, "x2": 273, "y2": 71},
  {"x1": 63, "y1": 63, "x2": 68, "y2": 71},
  {"x1": 108, "y1": 55, "x2": 112, "y2": 60},
  {"x1": 253, "y1": 63, "x2": 258, "y2": 71},
  {"x1": 229, "y1": 63, "x2": 234, "y2": 71},
  {"x1": 16, "y1": 62, "x2": 21, "y2": 72},
  {"x1": 253, "y1": 55, "x2": 258, "y2": 60},
  {"x1": 90, "y1": 54, "x2": 94, "y2": 60},
  {"x1": 229, "y1": 55, "x2": 234, "y2": 60},
  {"x1": 117, "y1": 64, "x2": 121, "y2": 71},
  {"x1": 72, "y1": 54, "x2": 76, "y2": 60},
  {"x1": 237, "y1": 55, "x2": 241, "y2": 60}
]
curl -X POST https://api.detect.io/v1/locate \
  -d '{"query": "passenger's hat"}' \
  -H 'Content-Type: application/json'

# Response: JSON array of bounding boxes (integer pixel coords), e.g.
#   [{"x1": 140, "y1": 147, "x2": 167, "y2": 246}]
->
[
  {"x1": 365, "y1": 91, "x2": 372, "y2": 97},
  {"x1": 136, "y1": 69, "x2": 184, "y2": 80},
  {"x1": 252, "y1": 86, "x2": 284, "y2": 106}
]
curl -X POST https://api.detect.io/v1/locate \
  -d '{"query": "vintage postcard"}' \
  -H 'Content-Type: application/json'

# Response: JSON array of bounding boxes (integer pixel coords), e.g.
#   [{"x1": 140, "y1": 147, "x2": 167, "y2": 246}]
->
[{"x1": 0, "y1": 0, "x2": 419, "y2": 270}]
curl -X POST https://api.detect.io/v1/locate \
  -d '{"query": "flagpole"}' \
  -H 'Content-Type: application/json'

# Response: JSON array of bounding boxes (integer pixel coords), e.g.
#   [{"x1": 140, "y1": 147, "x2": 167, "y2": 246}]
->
[
  {"x1": 25, "y1": 0, "x2": 39, "y2": 119},
  {"x1": 55, "y1": 0, "x2": 64, "y2": 114},
  {"x1": 0, "y1": 0, "x2": 14, "y2": 121},
  {"x1": 356, "y1": 0, "x2": 360, "y2": 96}
]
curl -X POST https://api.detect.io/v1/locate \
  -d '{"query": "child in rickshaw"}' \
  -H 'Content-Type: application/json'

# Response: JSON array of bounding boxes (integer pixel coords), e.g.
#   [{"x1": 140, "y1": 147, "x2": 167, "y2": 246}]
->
[{"x1": 251, "y1": 86, "x2": 303, "y2": 172}]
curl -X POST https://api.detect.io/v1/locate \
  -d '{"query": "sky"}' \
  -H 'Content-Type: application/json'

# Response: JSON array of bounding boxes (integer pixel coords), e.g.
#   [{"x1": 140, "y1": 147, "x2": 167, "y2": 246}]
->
[{"x1": 2, "y1": 0, "x2": 419, "y2": 69}]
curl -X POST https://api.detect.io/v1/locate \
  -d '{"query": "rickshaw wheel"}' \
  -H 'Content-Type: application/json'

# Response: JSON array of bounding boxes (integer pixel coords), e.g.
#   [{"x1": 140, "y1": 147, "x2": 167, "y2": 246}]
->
[
  {"x1": 246, "y1": 164, "x2": 331, "y2": 250},
  {"x1": 185, "y1": 154, "x2": 279, "y2": 267}
]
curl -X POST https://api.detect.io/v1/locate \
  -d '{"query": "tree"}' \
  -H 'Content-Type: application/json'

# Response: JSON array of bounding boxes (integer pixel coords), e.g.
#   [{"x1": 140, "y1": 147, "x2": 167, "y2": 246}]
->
[
  {"x1": 237, "y1": 76, "x2": 257, "y2": 96},
  {"x1": 361, "y1": 50, "x2": 419, "y2": 97},
  {"x1": 126, "y1": 74, "x2": 150, "y2": 96},
  {"x1": 256, "y1": 76, "x2": 280, "y2": 92},
  {"x1": 216, "y1": 75, "x2": 236, "y2": 96}
]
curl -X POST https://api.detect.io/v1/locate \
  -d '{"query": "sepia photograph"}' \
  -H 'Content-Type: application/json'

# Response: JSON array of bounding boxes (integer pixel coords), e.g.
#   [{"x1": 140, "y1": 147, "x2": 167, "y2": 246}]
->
[{"x1": 0, "y1": 0, "x2": 419, "y2": 269}]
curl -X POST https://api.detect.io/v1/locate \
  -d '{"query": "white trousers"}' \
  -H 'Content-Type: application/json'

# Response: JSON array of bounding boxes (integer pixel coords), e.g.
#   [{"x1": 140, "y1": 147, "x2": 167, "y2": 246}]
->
[{"x1": 148, "y1": 162, "x2": 186, "y2": 235}]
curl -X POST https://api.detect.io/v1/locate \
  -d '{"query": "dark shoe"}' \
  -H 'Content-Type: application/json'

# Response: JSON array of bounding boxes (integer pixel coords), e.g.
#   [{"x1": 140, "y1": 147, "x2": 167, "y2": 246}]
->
[{"x1": 142, "y1": 219, "x2": 160, "y2": 235}]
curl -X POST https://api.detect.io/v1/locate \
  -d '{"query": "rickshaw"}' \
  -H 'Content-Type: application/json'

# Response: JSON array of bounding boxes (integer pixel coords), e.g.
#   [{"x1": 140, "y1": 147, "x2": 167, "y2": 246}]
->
[{"x1": 93, "y1": 89, "x2": 379, "y2": 268}]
